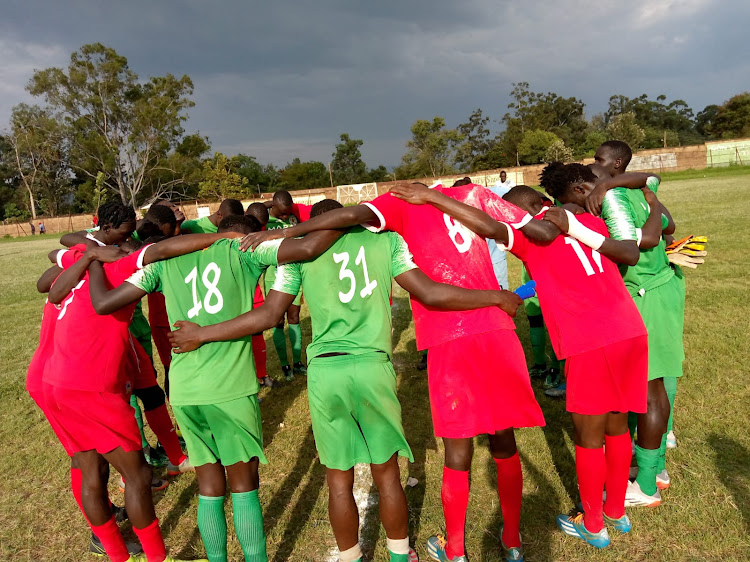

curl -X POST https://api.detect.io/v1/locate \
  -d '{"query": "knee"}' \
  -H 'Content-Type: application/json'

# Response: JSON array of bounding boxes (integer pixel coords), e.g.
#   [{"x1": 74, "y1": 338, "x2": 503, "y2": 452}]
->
[
  {"x1": 489, "y1": 429, "x2": 517, "y2": 459},
  {"x1": 199, "y1": 482, "x2": 227, "y2": 497},
  {"x1": 444, "y1": 447, "x2": 473, "y2": 471},
  {"x1": 125, "y1": 461, "x2": 153, "y2": 490}
]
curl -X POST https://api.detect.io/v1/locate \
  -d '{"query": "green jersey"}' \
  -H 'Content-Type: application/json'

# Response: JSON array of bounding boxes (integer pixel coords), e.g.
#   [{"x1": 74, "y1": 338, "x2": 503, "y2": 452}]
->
[
  {"x1": 601, "y1": 187, "x2": 672, "y2": 295},
  {"x1": 129, "y1": 301, "x2": 153, "y2": 357},
  {"x1": 272, "y1": 227, "x2": 417, "y2": 360},
  {"x1": 126, "y1": 238, "x2": 282, "y2": 406},
  {"x1": 264, "y1": 215, "x2": 292, "y2": 290},
  {"x1": 181, "y1": 216, "x2": 218, "y2": 234}
]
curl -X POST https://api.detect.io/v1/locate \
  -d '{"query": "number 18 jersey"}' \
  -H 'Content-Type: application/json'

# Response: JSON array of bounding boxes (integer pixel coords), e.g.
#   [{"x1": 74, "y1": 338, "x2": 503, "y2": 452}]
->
[
  {"x1": 126, "y1": 238, "x2": 282, "y2": 406},
  {"x1": 272, "y1": 227, "x2": 417, "y2": 359}
]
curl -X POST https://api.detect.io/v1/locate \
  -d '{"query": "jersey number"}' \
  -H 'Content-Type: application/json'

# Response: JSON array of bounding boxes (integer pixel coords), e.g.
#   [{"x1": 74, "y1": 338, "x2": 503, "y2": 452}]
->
[
  {"x1": 333, "y1": 246, "x2": 378, "y2": 304},
  {"x1": 184, "y1": 262, "x2": 224, "y2": 318},
  {"x1": 444, "y1": 213, "x2": 473, "y2": 253},
  {"x1": 565, "y1": 237, "x2": 604, "y2": 276}
]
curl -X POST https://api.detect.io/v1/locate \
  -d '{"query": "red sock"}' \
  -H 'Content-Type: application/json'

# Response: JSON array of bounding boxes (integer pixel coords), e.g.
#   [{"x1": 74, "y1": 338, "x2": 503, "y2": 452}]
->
[
  {"x1": 441, "y1": 466, "x2": 469, "y2": 559},
  {"x1": 90, "y1": 517, "x2": 130, "y2": 562},
  {"x1": 494, "y1": 453, "x2": 523, "y2": 548},
  {"x1": 70, "y1": 467, "x2": 90, "y2": 524},
  {"x1": 603, "y1": 432, "x2": 632, "y2": 519},
  {"x1": 133, "y1": 518, "x2": 167, "y2": 562},
  {"x1": 144, "y1": 405, "x2": 185, "y2": 466},
  {"x1": 575, "y1": 445, "x2": 606, "y2": 533},
  {"x1": 252, "y1": 334, "x2": 267, "y2": 380}
]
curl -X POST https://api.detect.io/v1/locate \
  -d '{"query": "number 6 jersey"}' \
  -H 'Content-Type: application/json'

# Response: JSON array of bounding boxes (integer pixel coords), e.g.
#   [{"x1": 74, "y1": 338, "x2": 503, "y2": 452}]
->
[{"x1": 126, "y1": 238, "x2": 283, "y2": 406}]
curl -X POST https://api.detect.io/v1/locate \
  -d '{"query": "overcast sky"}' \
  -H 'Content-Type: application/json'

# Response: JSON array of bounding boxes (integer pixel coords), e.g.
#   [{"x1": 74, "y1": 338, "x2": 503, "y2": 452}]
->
[{"x1": 1, "y1": 0, "x2": 746, "y2": 167}]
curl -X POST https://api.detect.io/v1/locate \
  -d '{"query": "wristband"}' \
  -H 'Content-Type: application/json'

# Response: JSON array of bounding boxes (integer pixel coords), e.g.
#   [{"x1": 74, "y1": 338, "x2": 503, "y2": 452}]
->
[{"x1": 565, "y1": 210, "x2": 606, "y2": 250}]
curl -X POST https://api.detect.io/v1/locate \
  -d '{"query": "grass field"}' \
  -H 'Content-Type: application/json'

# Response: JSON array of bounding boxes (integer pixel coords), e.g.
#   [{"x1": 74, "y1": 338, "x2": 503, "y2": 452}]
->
[{"x1": 1, "y1": 173, "x2": 749, "y2": 561}]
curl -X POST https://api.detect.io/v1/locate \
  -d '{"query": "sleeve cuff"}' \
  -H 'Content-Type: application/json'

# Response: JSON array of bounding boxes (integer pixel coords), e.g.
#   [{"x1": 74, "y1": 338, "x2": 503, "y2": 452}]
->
[
  {"x1": 497, "y1": 223, "x2": 514, "y2": 251},
  {"x1": 136, "y1": 244, "x2": 153, "y2": 269},
  {"x1": 361, "y1": 202, "x2": 386, "y2": 232},
  {"x1": 55, "y1": 250, "x2": 67, "y2": 268},
  {"x1": 510, "y1": 213, "x2": 532, "y2": 229}
]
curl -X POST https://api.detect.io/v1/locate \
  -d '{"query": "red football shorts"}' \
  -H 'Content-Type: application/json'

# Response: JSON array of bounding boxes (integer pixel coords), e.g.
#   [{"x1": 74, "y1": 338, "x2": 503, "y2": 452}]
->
[
  {"x1": 29, "y1": 384, "x2": 75, "y2": 456},
  {"x1": 427, "y1": 329, "x2": 545, "y2": 438},
  {"x1": 43, "y1": 384, "x2": 141, "y2": 455},
  {"x1": 253, "y1": 285, "x2": 265, "y2": 308},
  {"x1": 565, "y1": 335, "x2": 649, "y2": 416}
]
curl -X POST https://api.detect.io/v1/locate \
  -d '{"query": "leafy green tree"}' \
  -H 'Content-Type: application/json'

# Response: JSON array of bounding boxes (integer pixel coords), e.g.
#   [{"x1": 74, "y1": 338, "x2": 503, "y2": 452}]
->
[
  {"x1": 517, "y1": 129, "x2": 560, "y2": 164},
  {"x1": 27, "y1": 43, "x2": 196, "y2": 208},
  {"x1": 279, "y1": 158, "x2": 329, "y2": 190},
  {"x1": 455, "y1": 108, "x2": 496, "y2": 172},
  {"x1": 367, "y1": 165, "x2": 391, "y2": 183},
  {"x1": 696, "y1": 105, "x2": 719, "y2": 138},
  {"x1": 579, "y1": 129, "x2": 609, "y2": 157},
  {"x1": 198, "y1": 153, "x2": 250, "y2": 200},
  {"x1": 606, "y1": 112, "x2": 645, "y2": 149},
  {"x1": 331, "y1": 134, "x2": 368, "y2": 185},
  {"x1": 707, "y1": 93, "x2": 750, "y2": 139},
  {"x1": 544, "y1": 139, "x2": 574, "y2": 163},
  {"x1": 398, "y1": 117, "x2": 462, "y2": 178}
]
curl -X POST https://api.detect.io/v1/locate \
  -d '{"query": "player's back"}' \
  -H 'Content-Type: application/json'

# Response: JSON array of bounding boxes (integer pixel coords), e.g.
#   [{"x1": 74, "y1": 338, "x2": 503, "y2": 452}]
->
[
  {"x1": 132, "y1": 238, "x2": 273, "y2": 405},
  {"x1": 283, "y1": 226, "x2": 410, "y2": 359}
]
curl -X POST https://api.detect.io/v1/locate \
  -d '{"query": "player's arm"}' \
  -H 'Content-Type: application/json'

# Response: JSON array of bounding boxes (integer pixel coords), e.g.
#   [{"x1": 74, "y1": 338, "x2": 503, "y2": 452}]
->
[
  {"x1": 586, "y1": 173, "x2": 661, "y2": 215},
  {"x1": 543, "y1": 207, "x2": 640, "y2": 266},
  {"x1": 48, "y1": 246, "x2": 127, "y2": 304},
  {"x1": 87, "y1": 260, "x2": 148, "y2": 314},
  {"x1": 37, "y1": 265, "x2": 62, "y2": 294},
  {"x1": 168, "y1": 290, "x2": 295, "y2": 353},
  {"x1": 660, "y1": 202, "x2": 676, "y2": 235},
  {"x1": 141, "y1": 232, "x2": 241, "y2": 265},
  {"x1": 275, "y1": 230, "x2": 343, "y2": 264},
  {"x1": 395, "y1": 269, "x2": 522, "y2": 317},
  {"x1": 637, "y1": 188, "x2": 669, "y2": 249},
  {"x1": 239, "y1": 206, "x2": 377, "y2": 251},
  {"x1": 59, "y1": 230, "x2": 89, "y2": 248}
]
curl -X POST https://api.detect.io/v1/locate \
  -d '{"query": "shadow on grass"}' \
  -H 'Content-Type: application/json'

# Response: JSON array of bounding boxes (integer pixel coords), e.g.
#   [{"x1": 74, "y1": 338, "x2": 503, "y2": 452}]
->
[
  {"x1": 538, "y1": 387, "x2": 578, "y2": 507},
  {"x1": 708, "y1": 433, "x2": 750, "y2": 534},
  {"x1": 159, "y1": 477, "x2": 199, "y2": 540}
]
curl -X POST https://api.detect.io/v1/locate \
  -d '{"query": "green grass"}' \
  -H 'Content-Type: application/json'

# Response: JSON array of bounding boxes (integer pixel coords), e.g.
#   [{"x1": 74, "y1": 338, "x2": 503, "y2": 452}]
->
[{"x1": 1, "y1": 174, "x2": 749, "y2": 561}]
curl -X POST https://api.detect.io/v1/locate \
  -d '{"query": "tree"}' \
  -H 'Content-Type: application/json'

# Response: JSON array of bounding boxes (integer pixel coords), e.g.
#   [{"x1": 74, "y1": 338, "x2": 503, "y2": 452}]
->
[
  {"x1": 197, "y1": 153, "x2": 250, "y2": 200},
  {"x1": 367, "y1": 165, "x2": 390, "y2": 183},
  {"x1": 544, "y1": 139, "x2": 574, "y2": 163},
  {"x1": 398, "y1": 117, "x2": 462, "y2": 178},
  {"x1": 696, "y1": 105, "x2": 719, "y2": 138},
  {"x1": 331, "y1": 133, "x2": 368, "y2": 185},
  {"x1": 279, "y1": 158, "x2": 329, "y2": 190},
  {"x1": 707, "y1": 93, "x2": 750, "y2": 139},
  {"x1": 455, "y1": 108, "x2": 495, "y2": 172},
  {"x1": 606, "y1": 112, "x2": 645, "y2": 150},
  {"x1": 27, "y1": 43, "x2": 196, "y2": 208},
  {"x1": 517, "y1": 130, "x2": 560, "y2": 164}
]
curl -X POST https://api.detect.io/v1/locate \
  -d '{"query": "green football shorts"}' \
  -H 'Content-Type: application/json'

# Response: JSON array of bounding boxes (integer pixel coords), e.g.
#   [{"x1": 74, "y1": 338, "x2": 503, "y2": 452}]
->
[
  {"x1": 173, "y1": 395, "x2": 267, "y2": 467},
  {"x1": 634, "y1": 274, "x2": 686, "y2": 381},
  {"x1": 523, "y1": 294, "x2": 542, "y2": 317},
  {"x1": 307, "y1": 352, "x2": 413, "y2": 471}
]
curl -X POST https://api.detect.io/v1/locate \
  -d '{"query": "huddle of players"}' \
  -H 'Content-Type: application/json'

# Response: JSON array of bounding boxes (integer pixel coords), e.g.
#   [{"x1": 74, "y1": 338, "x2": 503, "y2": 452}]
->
[{"x1": 26, "y1": 138, "x2": 684, "y2": 562}]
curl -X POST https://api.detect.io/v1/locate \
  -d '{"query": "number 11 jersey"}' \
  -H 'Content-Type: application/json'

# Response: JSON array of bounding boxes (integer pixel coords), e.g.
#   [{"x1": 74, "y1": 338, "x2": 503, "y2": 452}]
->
[{"x1": 125, "y1": 238, "x2": 282, "y2": 406}]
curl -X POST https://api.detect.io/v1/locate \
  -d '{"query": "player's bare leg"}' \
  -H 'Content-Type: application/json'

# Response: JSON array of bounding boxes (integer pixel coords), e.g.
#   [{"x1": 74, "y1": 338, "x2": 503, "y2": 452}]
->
[
  {"x1": 488, "y1": 429, "x2": 524, "y2": 554},
  {"x1": 327, "y1": 467, "x2": 360, "y2": 556},
  {"x1": 370, "y1": 454, "x2": 411, "y2": 559},
  {"x1": 75, "y1": 451, "x2": 113, "y2": 525},
  {"x1": 629, "y1": 378, "x2": 669, "y2": 506}
]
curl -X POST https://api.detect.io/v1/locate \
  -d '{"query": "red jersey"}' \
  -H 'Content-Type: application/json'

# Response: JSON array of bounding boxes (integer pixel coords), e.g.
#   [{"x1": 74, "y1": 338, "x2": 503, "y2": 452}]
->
[
  {"x1": 45, "y1": 246, "x2": 150, "y2": 394},
  {"x1": 505, "y1": 211, "x2": 647, "y2": 358},
  {"x1": 363, "y1": 184, "x2": 531, "y2": 349},
  {"x1": 291, "y1": 203, "x2": 312, "y2": 222},
  {"x1": 26, "y1": 298, "x2": 61, "y2": 395},
  {"x1": 147, "y1": 292, "x2": 170, "y2": 329}
]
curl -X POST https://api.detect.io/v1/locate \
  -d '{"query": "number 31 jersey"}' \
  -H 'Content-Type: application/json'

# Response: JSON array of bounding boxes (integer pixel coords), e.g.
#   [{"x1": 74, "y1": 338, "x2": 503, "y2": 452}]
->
[
  {"x1": 363, "y1": 185, "x2": 532, "y2": 350},
  {"x1": 126, "y1": 238, "x2": 282, "y2": 406},
  {"x1": 272, "y1": 226, "x2": 417, "y2": 360}
]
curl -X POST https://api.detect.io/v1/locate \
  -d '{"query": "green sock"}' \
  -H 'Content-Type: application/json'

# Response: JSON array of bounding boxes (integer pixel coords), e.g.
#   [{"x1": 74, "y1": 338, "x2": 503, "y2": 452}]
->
[
  {"x1": 657, "y1": 433, "x2": 668, "y2": 473},
  {"x1": 288, "y1": 323, "x2": 302, "y2": 364},
  {"x1": 198, "y1": 495, "x2": 228, "y2": 562},
  {"x1": 529, "y1": 324, "x2": 547, "y2": 366},
  {"x1": 272, "y1": 327, "x2": 288, "y2": 366},
  {"x1": 664, "y1": 376, "x2": 677, "y2": 433},
  {"x1": 130, "y1": 394, "x2": 149, "y2": 449},
  {"x1": 389, "y1": 552, "x2": 408, "y2": 562},
  {"x1": 634, "y1": 445, "x2": 660, "y2": 496},
  {"x1": 556, "y1": 358, "x2": 565, "y2": 374},
  {"x1": 232, "y1": 490, "x2": 267, "y2": 561},
  {"x1": 628, "y1": 412, "x2": 638, "y2": 440}
]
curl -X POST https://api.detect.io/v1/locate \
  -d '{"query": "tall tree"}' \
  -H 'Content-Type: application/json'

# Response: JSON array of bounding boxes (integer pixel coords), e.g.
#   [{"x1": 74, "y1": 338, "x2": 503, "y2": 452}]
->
[
  {"x1": 279, "y1": 158, "x2": 329, "y2": 190},
  {"x1": 455, "y1": 108, "x2": 495, "y2": 172},
  {"x1": 331, "y1": 133, "x2": 368, "y2": 185},
  {"x1": 27, "y1": 43, "x2": 196, "y2": 208},
  {"x1": 517, "y1": 129, "x2": 560, "y2": 164},
  {"x1": 707, "y1": 93, "x2": 750, "y2": 139},
  {"x1": 197, "y1": 153, "x2": 250, "y2": 200},
  {"x1": 397, "y1": 117, "x2": 462, "y2": 178},
  {"x1": 606, "y1": 112, "x2": 646, "y2": 149}
]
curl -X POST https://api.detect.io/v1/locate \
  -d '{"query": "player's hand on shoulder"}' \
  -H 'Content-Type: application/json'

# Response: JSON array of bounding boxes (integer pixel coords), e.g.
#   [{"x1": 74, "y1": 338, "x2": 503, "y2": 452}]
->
[
  {"x1": 168, "y1": 320, "x2": 203, "y2": 353},
  {"x1": 542, "y1": 207, "x2": 570, "y2": 233},
  {"x1": 495, "y1": 290, "x2": 523, "y2": 318},
  {"x1": 239, "y1": 229, "x2": 283, "y2": 252},
  {"x1": 389, "y1": 181, "x2": 433, "y2": 205},
  {"x1": 87, "y1": 245, "x2": 127, "y2": 263},
  {"x1": 585, "y1": 184, "x2": 608, "y2": 216},
  {"x1": 641, "y1": 186, "x2": 658, "y2": 206}
]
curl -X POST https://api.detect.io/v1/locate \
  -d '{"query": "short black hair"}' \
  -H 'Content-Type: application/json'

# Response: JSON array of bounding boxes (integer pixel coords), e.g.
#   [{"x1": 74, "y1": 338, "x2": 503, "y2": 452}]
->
[
  {"x1": 135, "y1": 220, "x2": 163, "y2": 241},
  {"x1": 218, "y1": 199, "x2": 244, "y2": 217},
  {"x1": 218, "y1": 215, "x2": 261, "y2": 235},
  {"x1": 310, "y1": 199, "x2": 343, "y2": 218},
  {"x1": 451, "y1": 177, "x2": 472, "y2": 187},
  {"x1": 600, "y1": 140, "x2": 633, "y2": 167},
  {"x1": 273, "y1": 190, "x2": 293, "y2": 207},
  {"x1": 539, "y1": 162, "x2": 597, "y2": 200},
  {"x1": 97, "y1": 201, "x2": 136, "y2": 229},
  {"x1": 144, "y1": 204, "x2": 177, "y2": 228},
  {"x1": 502, "y1": 185, "x2": 544, "y2": 211},
  {"x1": 245, "y1": 202, "x2": 269, "y2": 223}
]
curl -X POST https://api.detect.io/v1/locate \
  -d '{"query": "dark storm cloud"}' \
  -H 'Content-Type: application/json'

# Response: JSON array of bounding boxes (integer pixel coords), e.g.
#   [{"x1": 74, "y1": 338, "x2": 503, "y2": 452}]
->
[{"x1": 1, "y1": 0, "x2": 746, "y2": 166}]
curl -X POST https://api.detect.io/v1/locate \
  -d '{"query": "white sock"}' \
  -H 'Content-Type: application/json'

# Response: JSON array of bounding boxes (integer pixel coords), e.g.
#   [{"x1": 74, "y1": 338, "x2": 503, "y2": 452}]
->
[
  {"x1": 339, "y1": 543, "x2": 363, "y2": 562},
  {"x1": 386, "y1": 537, "x2": 410, "y2": 555}
]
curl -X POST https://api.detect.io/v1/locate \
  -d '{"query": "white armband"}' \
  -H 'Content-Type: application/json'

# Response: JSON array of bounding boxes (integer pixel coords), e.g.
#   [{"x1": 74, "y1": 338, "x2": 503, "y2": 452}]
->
[{"x1": 565, "y1": 210, "x2": 605, "y2": 250}]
